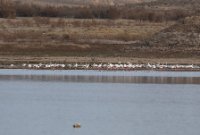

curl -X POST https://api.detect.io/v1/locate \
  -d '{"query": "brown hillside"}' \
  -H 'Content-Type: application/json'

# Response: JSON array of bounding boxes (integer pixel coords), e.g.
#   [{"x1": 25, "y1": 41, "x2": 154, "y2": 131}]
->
[{"x1": 143, "y1": 16, "x2": 200, "y2": 52}]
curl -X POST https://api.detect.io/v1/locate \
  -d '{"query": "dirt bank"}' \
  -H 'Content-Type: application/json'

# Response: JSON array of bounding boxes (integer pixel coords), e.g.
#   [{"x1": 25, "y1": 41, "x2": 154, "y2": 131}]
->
[{"x1": 0, "y1": 56, "x2": 199, "y2": 64}]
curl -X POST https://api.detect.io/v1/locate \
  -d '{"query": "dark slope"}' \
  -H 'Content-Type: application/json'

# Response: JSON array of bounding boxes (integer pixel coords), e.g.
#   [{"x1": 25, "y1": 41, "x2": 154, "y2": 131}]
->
[{"x1": 143, "y1": 16, "x2": 200, "y2": 54}]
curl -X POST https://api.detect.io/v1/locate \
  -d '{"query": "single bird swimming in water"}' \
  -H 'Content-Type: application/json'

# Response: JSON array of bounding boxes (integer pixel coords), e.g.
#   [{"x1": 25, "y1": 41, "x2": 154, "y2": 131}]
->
[{"x1": 73, "y1": 122, "x2": 81, "y2": 128}]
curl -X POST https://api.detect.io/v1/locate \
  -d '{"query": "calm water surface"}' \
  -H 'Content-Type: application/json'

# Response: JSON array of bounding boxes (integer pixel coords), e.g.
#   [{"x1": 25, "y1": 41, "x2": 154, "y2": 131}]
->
[{"x1": 0, "y1": 69, "x2": 200, "y2": 135}]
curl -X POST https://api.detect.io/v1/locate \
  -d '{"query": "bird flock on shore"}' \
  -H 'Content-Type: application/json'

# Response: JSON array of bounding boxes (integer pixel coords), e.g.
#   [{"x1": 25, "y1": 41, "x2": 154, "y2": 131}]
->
[{"x1": 7, "y1": 63, "x2": 200, "y2": 70}]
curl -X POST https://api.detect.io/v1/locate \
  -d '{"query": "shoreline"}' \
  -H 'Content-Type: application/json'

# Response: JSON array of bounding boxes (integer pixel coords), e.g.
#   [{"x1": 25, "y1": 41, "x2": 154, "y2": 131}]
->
[
  {"x1": 1, "y1": 63, "x2": 200, "y2": 72},
  {"x1": 0, "y1": 56, "x2": 200, "y2": 71},
  {"x1": 0, "y1": 56, "x2": 200, "y2": 65}
]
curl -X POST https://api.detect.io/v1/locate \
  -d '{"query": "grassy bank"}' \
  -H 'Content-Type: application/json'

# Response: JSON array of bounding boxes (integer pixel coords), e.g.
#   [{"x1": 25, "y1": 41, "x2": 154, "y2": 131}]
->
[{"x1": 0, "y1": 18, "x2": 174, "y2": 57}]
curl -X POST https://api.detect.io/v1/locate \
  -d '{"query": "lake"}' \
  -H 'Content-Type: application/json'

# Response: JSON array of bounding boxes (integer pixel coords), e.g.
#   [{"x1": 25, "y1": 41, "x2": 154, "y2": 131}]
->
[{"x1": 0, "y1": 69, "x2": 200, "y2": 135}]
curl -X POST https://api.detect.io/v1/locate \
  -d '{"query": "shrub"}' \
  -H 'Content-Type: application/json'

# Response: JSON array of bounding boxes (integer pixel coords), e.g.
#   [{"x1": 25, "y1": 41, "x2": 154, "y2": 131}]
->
[
  {"x1": 0, "y1": 0, "x2": 194, "y2": 22},
  {"x1": 0, "y1": 0, "x2": 16, "y2": 18},
  {"x1": 62, "y1": 34, "x2": 70, "y2": 40}
]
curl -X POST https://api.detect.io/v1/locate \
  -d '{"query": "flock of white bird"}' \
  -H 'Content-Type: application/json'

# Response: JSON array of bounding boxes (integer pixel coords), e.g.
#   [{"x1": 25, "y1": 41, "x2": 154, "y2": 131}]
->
[{"x1": 8, "y1": 63, "x2": 200, "y2": 70}]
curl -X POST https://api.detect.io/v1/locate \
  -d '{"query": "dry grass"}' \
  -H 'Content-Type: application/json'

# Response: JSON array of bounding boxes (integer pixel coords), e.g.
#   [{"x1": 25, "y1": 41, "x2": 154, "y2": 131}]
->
[
  {"x1": 0, "y1": 18, "x2": 171, "y2": 42},
  {"x1": 0, "y1": 17, "x2": 177, "y2": 57}
]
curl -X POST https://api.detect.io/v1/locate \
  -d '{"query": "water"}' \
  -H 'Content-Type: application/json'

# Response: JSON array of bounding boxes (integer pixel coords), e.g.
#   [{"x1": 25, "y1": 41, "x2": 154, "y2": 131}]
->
[{"x1": 0, "y1": 70, "x2": 200, "y2": 135}]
